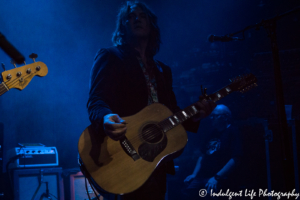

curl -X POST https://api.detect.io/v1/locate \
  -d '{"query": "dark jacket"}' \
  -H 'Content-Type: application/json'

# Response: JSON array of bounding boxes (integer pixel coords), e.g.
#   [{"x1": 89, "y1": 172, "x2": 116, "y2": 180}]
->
[{"x1": 87, "y1": 45, "x2": 200, "y2": 174}]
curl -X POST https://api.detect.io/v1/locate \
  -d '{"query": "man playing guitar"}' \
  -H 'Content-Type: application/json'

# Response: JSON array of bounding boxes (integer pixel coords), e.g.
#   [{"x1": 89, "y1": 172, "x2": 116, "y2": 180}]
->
[{"x1": 84, "y1": 1, "x2": 215, "y2": 199}]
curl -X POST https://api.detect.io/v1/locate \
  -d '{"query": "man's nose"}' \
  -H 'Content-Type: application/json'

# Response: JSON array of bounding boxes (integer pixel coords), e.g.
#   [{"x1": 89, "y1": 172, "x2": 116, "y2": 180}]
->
[{"x1": 135, "y1": 15, "x2": 142, "y2": 21}]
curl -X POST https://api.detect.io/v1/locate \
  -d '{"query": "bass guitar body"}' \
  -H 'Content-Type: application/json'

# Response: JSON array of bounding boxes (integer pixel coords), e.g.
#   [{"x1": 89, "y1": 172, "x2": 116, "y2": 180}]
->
[{"x1": 78, "y1": 103, "x2": 187, "y2": 194}]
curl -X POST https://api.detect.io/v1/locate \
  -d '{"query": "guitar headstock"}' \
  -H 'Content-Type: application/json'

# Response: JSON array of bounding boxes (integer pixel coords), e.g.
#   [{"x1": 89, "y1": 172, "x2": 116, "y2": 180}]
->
[
  {"x1": 229, "y1": 73, "x2": 257, "y2": 93},
  {"x1": 1, "y1": 61, "x2": 48, "y2": 90}
]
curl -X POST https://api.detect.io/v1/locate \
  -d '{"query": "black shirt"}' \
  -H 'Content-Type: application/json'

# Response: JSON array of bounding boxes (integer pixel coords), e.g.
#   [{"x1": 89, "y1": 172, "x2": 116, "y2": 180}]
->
[{"x1": 198, "y1": 125, "x2": 242, "y2": 178}]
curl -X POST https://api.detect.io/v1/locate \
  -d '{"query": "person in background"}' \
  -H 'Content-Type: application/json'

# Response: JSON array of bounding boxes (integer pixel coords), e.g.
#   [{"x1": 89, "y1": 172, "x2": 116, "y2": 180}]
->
[{"x1": 183, "y1": 104, "x2": 242, "y2": 199}]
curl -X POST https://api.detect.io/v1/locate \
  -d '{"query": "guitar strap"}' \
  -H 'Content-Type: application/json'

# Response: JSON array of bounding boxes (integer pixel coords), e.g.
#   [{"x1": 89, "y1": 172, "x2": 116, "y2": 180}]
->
[
  {"x1": 155, "y1": 60, "x2": 174, "y2": 110},
  {"x1": 155, "y1": 60, "x2": 164, "y2": 73}
]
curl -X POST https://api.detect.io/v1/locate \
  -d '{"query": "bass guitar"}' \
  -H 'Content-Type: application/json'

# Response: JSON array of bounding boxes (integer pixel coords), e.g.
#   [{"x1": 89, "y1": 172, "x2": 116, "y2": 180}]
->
[
  {"x1": 0, "y1": 55, "x2": 47, "y2": 96},
  {"x1": 78, "y1": 74, "x2": 257, "y2": 194}
]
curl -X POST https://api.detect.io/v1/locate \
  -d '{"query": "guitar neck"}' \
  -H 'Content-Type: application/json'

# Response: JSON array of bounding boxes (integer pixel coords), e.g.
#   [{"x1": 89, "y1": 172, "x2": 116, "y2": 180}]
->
[
  {"x1": 207, "y1": 86, "x2": 233, "y2": 102},
  {"x1": 0, "y1": 82, "x2": 9, "y2": 96},
  {"x1": 158, "y1": 86, "x2": 234, "y2": 133}
]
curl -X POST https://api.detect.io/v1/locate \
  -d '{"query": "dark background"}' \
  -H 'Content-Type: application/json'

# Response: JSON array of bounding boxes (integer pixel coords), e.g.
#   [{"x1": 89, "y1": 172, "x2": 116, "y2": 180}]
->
[{"x1": 0, "y1": 0, "x2": 300, "y2": 198}]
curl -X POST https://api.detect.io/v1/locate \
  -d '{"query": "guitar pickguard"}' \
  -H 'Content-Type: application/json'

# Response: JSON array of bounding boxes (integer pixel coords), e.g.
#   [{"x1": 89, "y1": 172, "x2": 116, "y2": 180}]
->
[{"x1": 138, "y1": 135, "x2": 167, "y2": 162}]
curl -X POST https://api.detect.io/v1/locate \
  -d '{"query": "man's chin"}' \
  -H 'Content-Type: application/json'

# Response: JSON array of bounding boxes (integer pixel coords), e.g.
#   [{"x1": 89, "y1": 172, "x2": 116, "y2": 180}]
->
[
  {"x1": 127, "y1": 33, "x2": 149, "y2": 42},
  {"x1": 132, "y1": 30, "x2": 149, "y2": 37},
  {"x1": 133, "y1": 34, "x2": 149, "y2": 41}
]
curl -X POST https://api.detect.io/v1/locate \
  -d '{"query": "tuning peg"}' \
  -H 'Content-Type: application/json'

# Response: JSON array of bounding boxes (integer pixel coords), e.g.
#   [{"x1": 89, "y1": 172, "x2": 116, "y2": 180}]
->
[
  {"x1": 10, "y1": 60, "x2": 17, "y2": 68},
  {"x1": 29, "y1": 53, "x2": 38, "y2": 62},
  {"x1": 200, "y1": 85, "x2": 208, "y2": 98},
  {"x1": 1, "y1": 63, "x2": 5, "y2": 71}
]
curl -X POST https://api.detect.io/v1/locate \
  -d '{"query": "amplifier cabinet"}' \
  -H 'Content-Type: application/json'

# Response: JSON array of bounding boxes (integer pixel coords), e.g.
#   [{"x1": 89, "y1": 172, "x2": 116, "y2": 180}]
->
[
  {"x1": 66, "y1": 171, "x2": 101, "y2": 200},
  {"x1": 13, "y1": 167, "x2": 64, "y2": 200},
  {"x1": 64, "y1": 169, "x2": 119, "y2": 200}
]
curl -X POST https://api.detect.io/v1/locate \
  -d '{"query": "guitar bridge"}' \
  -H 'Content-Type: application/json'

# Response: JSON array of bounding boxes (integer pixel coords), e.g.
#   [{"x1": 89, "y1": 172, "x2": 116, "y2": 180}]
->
[{"x1": 120, "y1": 137, "x2": 140, "y2": 161}]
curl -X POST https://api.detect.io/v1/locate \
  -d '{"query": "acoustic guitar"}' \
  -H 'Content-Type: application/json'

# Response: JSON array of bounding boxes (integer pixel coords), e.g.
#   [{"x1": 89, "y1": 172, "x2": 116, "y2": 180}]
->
[
  {"x1": 78, "y1": 74, "x2": 257, "y2": 194},
  {"x1": 0, "y1": 56, "x2": 47, "y2": 96}
]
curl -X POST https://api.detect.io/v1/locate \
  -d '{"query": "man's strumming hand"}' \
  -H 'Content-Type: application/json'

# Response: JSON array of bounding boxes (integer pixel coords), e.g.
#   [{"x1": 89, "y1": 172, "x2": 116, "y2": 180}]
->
[{"x1": 103, "y1": 114, "x2": 127, "y2": 141}]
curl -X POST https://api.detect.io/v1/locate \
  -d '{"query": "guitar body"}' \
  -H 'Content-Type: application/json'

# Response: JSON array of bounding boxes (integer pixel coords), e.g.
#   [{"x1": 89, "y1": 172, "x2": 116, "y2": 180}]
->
[
  {"x1": 78, "y1": 103, "x2": 187, "y2": 194},
  {"x1": 78, "y1": 73, "x2": 258, "y2": 194}
]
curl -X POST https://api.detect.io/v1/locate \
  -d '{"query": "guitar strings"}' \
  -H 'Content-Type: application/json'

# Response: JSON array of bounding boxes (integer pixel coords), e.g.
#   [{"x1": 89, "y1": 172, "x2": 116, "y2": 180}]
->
[
  {"x1": 0, "y1": 71, "x2": 38, "y2": 94},
  {"x1": 119, "y1": 119, "x2": 167, "y2": 145},
  {"x1": 128, "y1": 108, "x2": 198, "y2": 145},
  {"x1": 0, "y1": 73, "x2": 33, "y2": 92},
  {"x1": 0, "y1": 78, "x2": 25, "y2": 94},
  {"x1": 3, "y1": 69, "x2": 40, "y2": 89},
  {"x1": 137, "y1": 109, "x2": 194, "y2": 142},
  {"x1": 134, "y1": 122, "x2": 174, "y2": 143},
  {"x1": 131, "y1": 117, "x2": 183, "y2": 143},
  {"x1": 127, "y1": 124, "x2": 167, "y2": 145},
  {"x1": 126, "y1": 110, "x2": 188, "y2": 144},
  {"x1": 128, "y1": 115, "x2": 187, "y2": 145},
  {"x1": 126, "y1": 124, "x2": 159, "y2": 145}
]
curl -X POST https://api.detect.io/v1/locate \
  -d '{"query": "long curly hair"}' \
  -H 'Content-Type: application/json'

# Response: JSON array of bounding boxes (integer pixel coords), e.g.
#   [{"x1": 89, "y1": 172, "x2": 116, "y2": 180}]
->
[{"x1": 112, "y1": 1, "x2": 161, "y2": 57}]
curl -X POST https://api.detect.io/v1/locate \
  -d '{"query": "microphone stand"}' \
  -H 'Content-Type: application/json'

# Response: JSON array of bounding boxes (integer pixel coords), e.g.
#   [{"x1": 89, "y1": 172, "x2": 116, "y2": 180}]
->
[
  {"x1": 31, "y1": 169, "x2": 52, "y2": 200},
  {"x1": 39, "y1": 182, "x2": 52, "y2": 200},
  {"x1": 225, "y1": 6, "x2": 300, "y2": 192}
]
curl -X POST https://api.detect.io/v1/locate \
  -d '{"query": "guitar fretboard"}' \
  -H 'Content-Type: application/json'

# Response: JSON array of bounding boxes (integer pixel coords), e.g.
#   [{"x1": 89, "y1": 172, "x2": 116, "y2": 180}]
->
[
  {"x1": 207, "y1": 86, "x2": 234, "y2": 102},
  {"x1": 159, "y1": 104, "x2": 199, "y2": 132},
  {"x1": 0, "y1": 82, "x2": 9, "y2": 96},
  {"x1": 158, "y1": 85, "x2": 234, "y2": 132}
]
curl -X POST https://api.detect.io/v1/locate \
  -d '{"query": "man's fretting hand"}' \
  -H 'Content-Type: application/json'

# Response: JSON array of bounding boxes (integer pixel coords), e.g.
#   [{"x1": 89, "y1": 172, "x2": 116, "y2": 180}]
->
[
  {"x1": 192, "y1": 98, "x2": 216, "y2": 122},
  {"x1": 103, "y1": 114, "x2": 127, "y2": 141}
]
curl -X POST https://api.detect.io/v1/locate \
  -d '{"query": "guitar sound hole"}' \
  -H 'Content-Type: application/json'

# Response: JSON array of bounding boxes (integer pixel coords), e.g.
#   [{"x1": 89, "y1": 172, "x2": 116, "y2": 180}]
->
[{"x1": 141, "y1": 124, "x2": 163, "y2": 143}]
